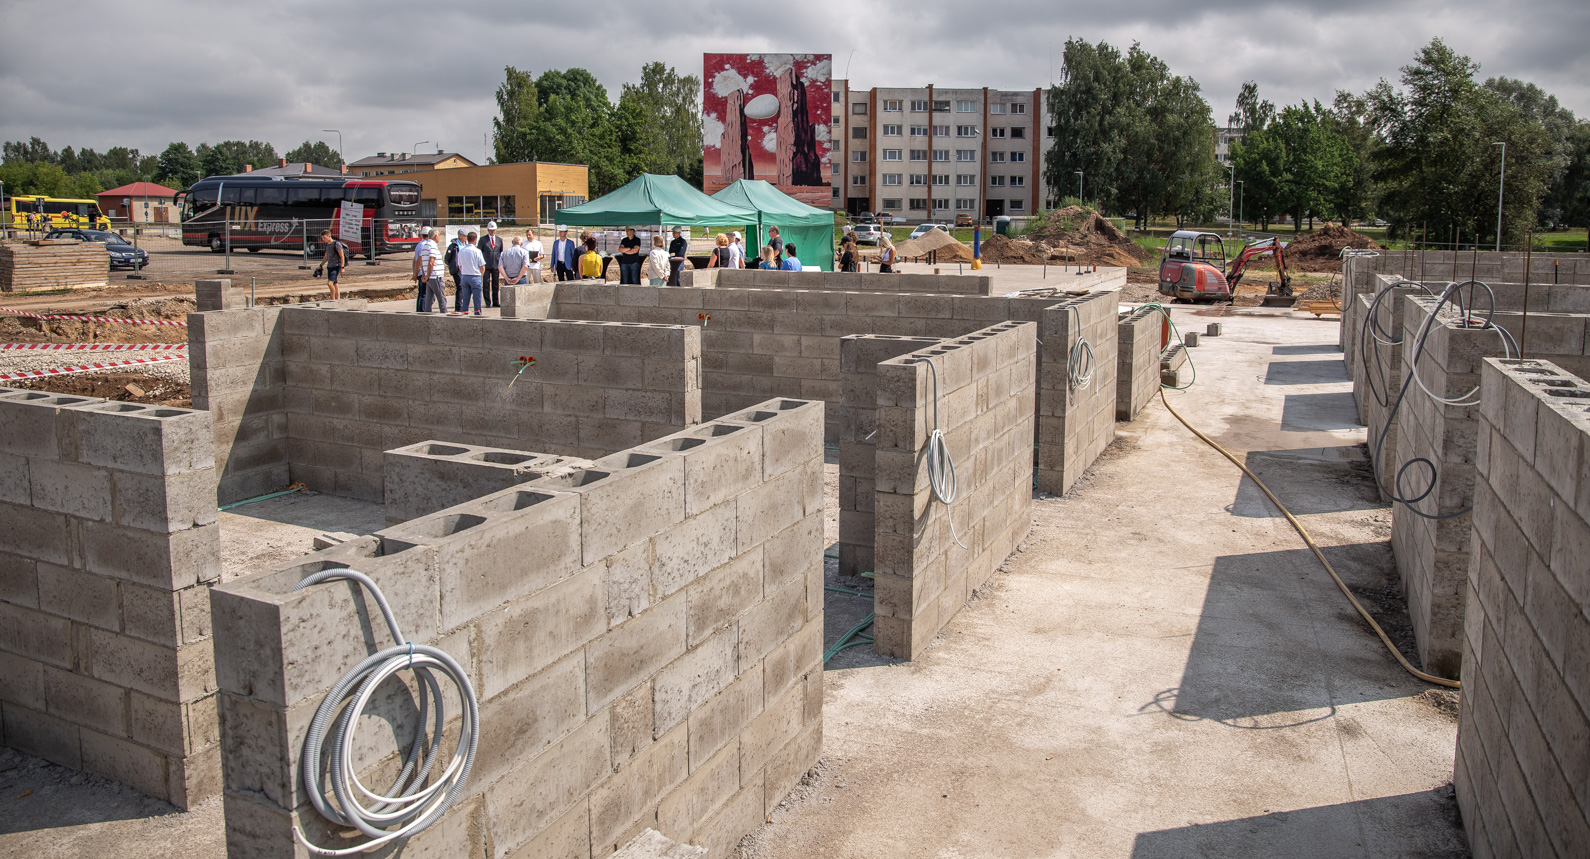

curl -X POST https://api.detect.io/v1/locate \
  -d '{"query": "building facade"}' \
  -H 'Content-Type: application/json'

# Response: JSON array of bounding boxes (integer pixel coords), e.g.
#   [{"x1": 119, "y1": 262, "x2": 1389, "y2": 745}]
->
[
  {"x1": 1215, "y1": 127, "x2": 1245, "y2": 164},
  {"x1": 96, "y1": 181, "x2": 181, "y2": 224},
  {"x1": 402, "y1": 161, "x2": 589, "y2": 224},
  {"x1": 349, "y1": 151, "x2": 476, "y2": 178},
  {"x1": 830, "y1": 81, "x2": 1055, "y2": 222}
]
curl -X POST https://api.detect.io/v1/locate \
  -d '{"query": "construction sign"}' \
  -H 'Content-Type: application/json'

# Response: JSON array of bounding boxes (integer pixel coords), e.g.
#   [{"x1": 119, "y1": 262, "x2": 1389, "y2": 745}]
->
[{"x1": 338, "y1": 201, "x2": 364, "y2": 251}]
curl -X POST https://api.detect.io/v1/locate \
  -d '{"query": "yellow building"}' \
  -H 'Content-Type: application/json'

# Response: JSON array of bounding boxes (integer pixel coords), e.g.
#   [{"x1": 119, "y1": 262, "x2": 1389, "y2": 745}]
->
[{"x1": 404, "y1": 161, "x2": 590, "y2": 224}]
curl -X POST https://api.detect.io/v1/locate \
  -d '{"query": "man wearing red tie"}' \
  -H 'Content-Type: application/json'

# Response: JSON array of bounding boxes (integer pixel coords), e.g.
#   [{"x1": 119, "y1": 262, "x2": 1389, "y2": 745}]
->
[{"x1": 477, "y1": 221, "x2": 504, "y2": 308}]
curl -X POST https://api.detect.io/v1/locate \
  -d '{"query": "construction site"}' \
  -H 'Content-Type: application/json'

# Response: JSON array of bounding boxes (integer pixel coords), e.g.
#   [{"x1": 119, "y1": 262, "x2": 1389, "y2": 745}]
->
[{"x1": 1, "y1": 225, "x2": 1589, "y2": 859}]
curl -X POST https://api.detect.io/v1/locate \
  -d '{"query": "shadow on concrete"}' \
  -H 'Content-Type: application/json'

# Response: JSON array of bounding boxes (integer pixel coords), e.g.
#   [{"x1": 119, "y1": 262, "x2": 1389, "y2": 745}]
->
[
  {"x1": 1229, "y1": 447, "x2": 1384, "y2": 518},
  {"x1": 1263, "y1": 360, "x2": 1350, "y2": 385},
  {"x1": 1141, "y1": 544, "x2": 1405, "y2": 728},
  {"x1": 1129, "y1": 787, "x2": 1469, "y2": 858},
  {"x1": 1280, "y1": 392, "x2": 1362, "y2": 432},
  {"x1": 222, "y1": 490, "x2": 388, "y2": 532},
  {"x1": 1271, "y1": 344, "x2": 1342, "y2": 356}
]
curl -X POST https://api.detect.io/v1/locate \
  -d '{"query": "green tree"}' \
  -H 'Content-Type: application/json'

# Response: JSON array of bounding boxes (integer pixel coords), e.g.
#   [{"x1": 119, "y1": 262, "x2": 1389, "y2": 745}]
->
[
  {"x1": 492, "y1": 65, "x2": 541, "y2": 165},
  {"x1": 155, "y1": 142, "x2": 201, "y2": 188},
  {"x1": 616, "y1": 62, "x2": 704, "y2": 181},
  {"x1": 197, "y1": 140, "x2": 278, "y2": 177},
  {"x1": 1560, "y1": 123, "x2": 1590, "y2": 229},
  {"x1": 283, "y1": 140, "x2": 343, "y2": 168},
  {"x1": 2, "y1": 137, "x2": 57, "y2": 164},
  {"x1": 1485, "y1": 77, "x2": 1578, "y2": 226}
]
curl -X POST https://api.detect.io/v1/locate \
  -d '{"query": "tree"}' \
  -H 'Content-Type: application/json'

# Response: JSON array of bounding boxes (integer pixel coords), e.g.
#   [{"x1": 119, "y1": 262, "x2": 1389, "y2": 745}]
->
[
  {"x1": 283, "y1": 140, "x2": 343, "y2": 168},
  {"x1": 617, "y1": 62, "x2": 704, "y2": 182},
  {"x1": 492, "y1": 66, "x2": 541, "y2": 165},
  {"x1": 155, "y1": 142, "x2": 201, "y2": 188},
  {"x1": 1561, "y1": 122, "x2": 1590, "y2": 230},
  {"x1": 198, "y1": 140, "x2": 278, "y2": 177},
  {"x1": 1486, "y1": 77, "x2": 1578, "y2": 227},
  {"x1": 2, "y1": 137, "x2": 57, "y2": 165}
]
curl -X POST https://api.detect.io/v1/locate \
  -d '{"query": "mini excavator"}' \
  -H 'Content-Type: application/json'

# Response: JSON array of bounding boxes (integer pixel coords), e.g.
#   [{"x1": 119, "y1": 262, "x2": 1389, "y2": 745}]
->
[{"x1": 1157, "y1": 231, "x2": 1293, "y2": 305}]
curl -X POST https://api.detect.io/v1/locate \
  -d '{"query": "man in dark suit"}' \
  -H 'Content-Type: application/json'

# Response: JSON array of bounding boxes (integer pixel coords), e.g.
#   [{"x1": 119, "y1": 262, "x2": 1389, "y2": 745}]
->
[
  {"x1": 551, "y1": 226, "x2": 578, "y2": 282},
  {"x1": 477, "y1": 221, "x2": 504, "y2": 307}
]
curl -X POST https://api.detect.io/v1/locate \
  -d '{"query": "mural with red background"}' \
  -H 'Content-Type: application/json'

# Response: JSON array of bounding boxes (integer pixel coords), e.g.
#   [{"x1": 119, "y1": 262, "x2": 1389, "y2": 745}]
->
[{"x1": 702, "y1": 53, "x2": 832, "y2": 208}]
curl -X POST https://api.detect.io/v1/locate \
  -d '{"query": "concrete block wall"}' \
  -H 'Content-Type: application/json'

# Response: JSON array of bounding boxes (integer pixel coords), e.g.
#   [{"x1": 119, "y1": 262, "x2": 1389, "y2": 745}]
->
[
  {"x1": 836, "y1": 335, "x2": 940, "y2": 578},
  {"x1": 1355, "y1": 280, "x2": 1424, "y2": 498},
  {"x1": 210, "y1": 398, "x2": 826, "y2": 858},
  {"x1": 687, "y1": 268, "x2": 998, "y2": 295},
  {"x1": 383, "y1": 441, "x2": 593, "y2": 524},
  {"x1": 0, "y1": 390, "x2": 222, "y2": 809},
  {"x1": 1116, "y1": 306, "x2": 1161, "y2": 421},
  {"x1": 871, "y1": 322, "x2": 1036, "y2": 658},
  {"x1": 1035, "y1": 292, "x2": 1119, "y2": 495},
  {"x1": 270, "y1": 307, "x2": 701, "y2": 502},
  {"x1": 1455, "y1": 358, "x2": 1590, "y2": 859},
  {"x1": 1370, "y1": 250, "x2": 1590, "y2": 286}
]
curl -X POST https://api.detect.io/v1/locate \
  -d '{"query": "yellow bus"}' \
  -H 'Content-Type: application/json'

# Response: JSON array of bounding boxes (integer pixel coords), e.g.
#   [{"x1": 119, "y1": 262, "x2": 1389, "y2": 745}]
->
[{"x1": 4, "y1": 195, "x2": 108, "y2": 230}]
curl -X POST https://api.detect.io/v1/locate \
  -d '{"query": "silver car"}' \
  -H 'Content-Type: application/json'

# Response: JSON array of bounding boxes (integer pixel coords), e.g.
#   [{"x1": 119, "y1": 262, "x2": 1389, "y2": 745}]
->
[{"x1": 853, "y1": 222, "x2": 882, "y2": 245}]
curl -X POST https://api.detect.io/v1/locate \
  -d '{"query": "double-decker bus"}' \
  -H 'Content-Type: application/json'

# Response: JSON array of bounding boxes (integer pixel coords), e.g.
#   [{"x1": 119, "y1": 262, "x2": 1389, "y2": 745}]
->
[
  {"x1": 174, "y1": 175, "x2": 423, "y2": 257},
  {"x1": 5, "y1": 195, "x2": 107, "y2": 229}
]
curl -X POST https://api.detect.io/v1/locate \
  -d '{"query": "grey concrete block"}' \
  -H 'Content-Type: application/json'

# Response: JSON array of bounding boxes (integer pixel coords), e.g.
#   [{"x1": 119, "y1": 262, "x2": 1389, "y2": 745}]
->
[
  {"x1": 586, "y1": 592, "x2": 686, "y2": 714},
  {"x1": 476, "y1": 563, "x2": 604, "y2": 700}
]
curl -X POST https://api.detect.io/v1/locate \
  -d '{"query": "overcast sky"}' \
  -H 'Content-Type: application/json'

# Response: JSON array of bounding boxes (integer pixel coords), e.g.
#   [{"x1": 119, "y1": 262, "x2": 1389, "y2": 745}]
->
[{"x1": 2, "y1": 0, "x2": 1585, "y2": 166}]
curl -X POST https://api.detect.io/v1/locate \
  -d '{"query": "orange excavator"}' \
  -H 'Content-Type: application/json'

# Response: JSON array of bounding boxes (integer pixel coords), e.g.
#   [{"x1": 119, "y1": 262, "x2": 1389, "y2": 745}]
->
[{"x1": 1158, "y1": 231, "x2": 1292, "y2": 304}]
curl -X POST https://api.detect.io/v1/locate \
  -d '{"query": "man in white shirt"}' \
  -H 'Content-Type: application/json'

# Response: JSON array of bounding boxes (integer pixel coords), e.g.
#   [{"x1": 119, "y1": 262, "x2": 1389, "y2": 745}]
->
[
  {"x1": 524, "y1": 230, "x2": 545, "y2": 282},
  {"x1": 727, "y1": 231, "x2": 745, "y2": 269},
  {"x1": 455, "y1": 231, "x2": 487, "y2": 315},
  {"x1": 415, "y1": 229, "x2": 447, "y2": 312}
]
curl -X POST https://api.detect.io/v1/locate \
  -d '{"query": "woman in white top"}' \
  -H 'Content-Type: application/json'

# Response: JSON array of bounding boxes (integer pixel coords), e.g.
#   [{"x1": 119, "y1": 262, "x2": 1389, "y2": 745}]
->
[{"x1": 646, "y1": 235, "x2": 671, "y2": 285}]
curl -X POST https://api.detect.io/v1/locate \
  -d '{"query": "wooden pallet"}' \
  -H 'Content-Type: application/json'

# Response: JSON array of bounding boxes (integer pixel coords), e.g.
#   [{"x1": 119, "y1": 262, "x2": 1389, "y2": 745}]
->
[
  {"x1": 1298, "y1": 299, "x2": 1342, "y2": 318},
  {"x1": 0, "y1": 241, "x2": 109, "y2": 292}
]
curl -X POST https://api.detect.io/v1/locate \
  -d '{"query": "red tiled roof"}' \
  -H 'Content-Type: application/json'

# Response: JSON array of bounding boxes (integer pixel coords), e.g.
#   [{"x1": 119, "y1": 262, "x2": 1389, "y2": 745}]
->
[{"x1": 97, "y1": 182, "x2": 181, "y2": 198}]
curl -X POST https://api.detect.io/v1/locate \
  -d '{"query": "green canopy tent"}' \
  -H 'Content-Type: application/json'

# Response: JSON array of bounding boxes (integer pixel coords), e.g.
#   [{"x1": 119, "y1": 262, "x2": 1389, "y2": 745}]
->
[
  {"x1": 553, "y1": 173, "x2": 757, "y2": 229},
  {"x1": 711, "y1": 179, "x2": 836, "y2": 272}
]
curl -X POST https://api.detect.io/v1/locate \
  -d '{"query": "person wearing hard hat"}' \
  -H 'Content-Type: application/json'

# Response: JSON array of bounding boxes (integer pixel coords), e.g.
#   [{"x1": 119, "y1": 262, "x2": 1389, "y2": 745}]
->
[{"x1": 477, "y1": 221, "x2": 504, "y2": 307}]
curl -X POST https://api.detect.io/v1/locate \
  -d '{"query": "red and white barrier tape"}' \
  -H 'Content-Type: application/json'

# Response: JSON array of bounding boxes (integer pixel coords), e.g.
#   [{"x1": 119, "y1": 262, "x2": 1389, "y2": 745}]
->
[
  {"x1": 0, "y1": 306, "x2": 187, "y2": 326},
  {"x1": 0, "y1": 342, "x2": 187, "y2": 352},
  {"x1": 0, "y1": 352, "x2": 187, "y2": 382}
]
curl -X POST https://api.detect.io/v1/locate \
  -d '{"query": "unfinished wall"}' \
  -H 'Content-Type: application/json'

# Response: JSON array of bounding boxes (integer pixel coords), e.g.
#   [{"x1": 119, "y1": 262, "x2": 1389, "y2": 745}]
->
[
  {"x1": 1116, "y1": 305, "x2": 1161, "y2": 421},
  {"x1": 1369, "y1": 250, "x2": 1590, "y2": 287},
  {"x1": 382, "y1": 441, "x2": 592, "y2": 524},
  {"x1": 871, "y1": 322, "x2": 1036, "y2": 658},
  {"x1": 1455, "y1": 358, "x2": 1590, "y2": 859},
  {"x1": 836, "y1": 335, "x2": 940, "y2": 578},
  {"x1": 191, "y1": 304, "x2": 702, "y2": 504},
  {"x1": 1035, "y1": 292, "x2": 1119, "y2": 495},
  {"x1": 687, "y1": 268, "x2": 997, "y2": 295},
  {"x1": 0, "y1": 390, "x2": 222, "y2": 809},
  {"x1": 1354, "y1": 280, "x2": 1423, "y2": 497},
  {"x1": 211, "y1": 398, "x2": 825, "y2": 859}
]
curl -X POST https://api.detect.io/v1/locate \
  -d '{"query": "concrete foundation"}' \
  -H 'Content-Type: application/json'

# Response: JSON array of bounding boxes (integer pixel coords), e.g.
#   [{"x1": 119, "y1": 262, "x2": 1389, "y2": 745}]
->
[
  {"x1": 1456, "y1": 358, "x2": 1590, "y2": 859},
  {"x1": 1116, "y1": 305, "x2": 1162, "y2": 421},
  {"x1": 382, "y1": 441, "x2": 592, "y2": 524},
  {"x1": 0, "y1": 389, "x2": 222, "y2": 809},
  {"x1": 211, "y1": 398, "x2": 826, "y2": 858}
]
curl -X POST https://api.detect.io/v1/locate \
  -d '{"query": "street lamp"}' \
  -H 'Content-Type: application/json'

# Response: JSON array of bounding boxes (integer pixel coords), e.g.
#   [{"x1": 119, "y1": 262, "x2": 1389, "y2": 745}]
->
[
  {"x1": 1074, "y1": 170, "x2": 1083, "y2": 206},
  {"x1": 1493, "y1": 141, "x2": 1506, "y2": 252},
  {"x1": 322, "y1": 129, "x2": 343, "y2": 166},
  {"x1": 414, "y1": 141, "x2": 431, "y2": 154},
  {"x1": 1227, "y1": 163, "x2": 1235, "y2": 238},
  {"x1": 1236, "y1": 181, "x2": 1244, "y2": 234}
]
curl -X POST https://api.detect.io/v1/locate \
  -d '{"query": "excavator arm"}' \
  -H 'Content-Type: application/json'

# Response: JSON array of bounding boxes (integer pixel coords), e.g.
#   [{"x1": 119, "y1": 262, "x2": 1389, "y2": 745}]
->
[{"x1": 1225, "y1": 237, "x2": 1292, "y2": 296}]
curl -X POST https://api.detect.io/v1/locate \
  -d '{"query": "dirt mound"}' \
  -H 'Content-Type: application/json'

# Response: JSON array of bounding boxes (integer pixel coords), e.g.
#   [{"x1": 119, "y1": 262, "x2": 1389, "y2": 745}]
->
[
  {"x1": 980, "y1": 234, "x2": 1047, "y2": 265},
  {"x1": 1022, "y1": 210, "x2": 1153, "y2": 267},
  {"x1": 1287, "y1": 223, "x2": 1381, "y2": 265},
  {"x1": 895, "y1": 229, "x2": 975, "y2": 262},
  {"x1": 11, "y1": 370, "x2": 191, "y2": 406}
]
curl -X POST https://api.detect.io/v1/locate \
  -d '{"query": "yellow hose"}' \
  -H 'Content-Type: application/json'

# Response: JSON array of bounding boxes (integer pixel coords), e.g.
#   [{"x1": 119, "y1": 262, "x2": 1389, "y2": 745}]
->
[{"x1": 1156, "y1": 388, "x2": 1461, "y2": 689}]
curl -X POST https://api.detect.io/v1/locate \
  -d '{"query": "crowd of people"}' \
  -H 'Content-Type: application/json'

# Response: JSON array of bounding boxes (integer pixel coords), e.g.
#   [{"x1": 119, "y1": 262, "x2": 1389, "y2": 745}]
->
[{"x1": 398, "y1": 221, "x2": 898, "y2": 313}]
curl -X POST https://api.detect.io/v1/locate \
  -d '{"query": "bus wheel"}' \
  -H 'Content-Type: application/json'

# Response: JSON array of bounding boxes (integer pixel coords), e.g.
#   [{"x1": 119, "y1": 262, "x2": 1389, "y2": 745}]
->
[
  {"x1": 247, "y1": 247, "x2": 260, "y2": 253},
  {"x1": 208, "y1": 235, "x2": 224, "y2": 253}
]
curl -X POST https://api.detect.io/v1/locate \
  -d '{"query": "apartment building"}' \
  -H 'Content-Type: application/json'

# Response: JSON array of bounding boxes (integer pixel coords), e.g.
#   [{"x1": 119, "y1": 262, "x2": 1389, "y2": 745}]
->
[{"x1": 831, "y1": 80, "x2": 1054, "y2": 222}]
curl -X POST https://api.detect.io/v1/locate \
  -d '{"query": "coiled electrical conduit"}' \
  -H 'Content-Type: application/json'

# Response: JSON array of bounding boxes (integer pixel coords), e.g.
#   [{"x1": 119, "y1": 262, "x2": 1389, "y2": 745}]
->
[
  {"x1": 914, "y1": 356, "x2": 970, "y2": 550},
  {"x1": 1064, "y1": 303, "x2": 1095, "y2": 392},
  {"x1": 292, "y1": 569, "x2": 480, "y2": 856}
]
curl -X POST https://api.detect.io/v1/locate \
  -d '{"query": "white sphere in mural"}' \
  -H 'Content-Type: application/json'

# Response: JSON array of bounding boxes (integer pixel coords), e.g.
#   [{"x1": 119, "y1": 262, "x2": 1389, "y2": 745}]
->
[{"x1": 745, "y1": 93, "x2": 780, "y2": 119}]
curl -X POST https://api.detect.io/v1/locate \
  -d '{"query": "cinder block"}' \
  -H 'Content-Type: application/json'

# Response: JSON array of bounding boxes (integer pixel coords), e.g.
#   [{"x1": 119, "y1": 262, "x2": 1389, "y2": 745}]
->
[
  {"x1": 586, "y1": 592, "x2": 686, "y2": 714},
  {"x1": 652, "y1": 500, "x2": 739, "y2": 602},
  {"x1": 473, "y1": 651, "x2": 585, "y2": 789},
  {"x1": 656, "y1": 736, "x2": 739, "y2": 842},
  {"x1": 687, "y1": 665, "x2": 763, "y2": 772},
  {"x1": 589, "y1": 725, "x2": 688, "y2": 854},
  {"x1": 477, "y1": 563, "x2": 604, "y2": 700},
  {"x1": 36, "y1": 562, "x2": 118, "y2": 630},
  {"x1": 653, "y1": 625, "x2": 738, "y2": 737},
  {"x1": 80, "y1": 727, "x2": 171, "y2": 801},
  {"x1": 2, "y1": 702, "x2": 83, "y2": 768},
  {"x1": 485, "y1": 715, "x2": 610, "y2": 858},
  {"x1": 0, "y1": 601, "x2": 72, "y2": 667},
  {"x1": 685, "y1": 553, "x2": 761, "y2": 647},
  {"x1": 43, "y1": 664, "x2": 128, "y2": 736},
  {"x1": 76, "y1": 403, "x2": 215, "y2": 476},
  {"x1": 529, "y1": 453, "x2": 685, "y2": 566}
]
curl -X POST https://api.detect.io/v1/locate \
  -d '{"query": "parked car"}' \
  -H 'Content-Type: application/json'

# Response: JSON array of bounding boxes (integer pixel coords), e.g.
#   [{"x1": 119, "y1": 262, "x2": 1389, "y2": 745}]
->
[
  {"x1": 45, "y1": 228, "x2": 150, "y2": 270},
  {"x1": 853, "y1": 222, "x2": 882, "y2": 245},
  {"x1": 858, "y1": 212, "x2": 875, "y2": 223},
  {"x1": 955, "y1": 213, "x2": 974, "y2": 227},
  {"x1": 908, "y1": 223, "x2": 950, "y2": 241},
  {"x1": 875, "y1": 212, "x2": 899, "y2": 225}
]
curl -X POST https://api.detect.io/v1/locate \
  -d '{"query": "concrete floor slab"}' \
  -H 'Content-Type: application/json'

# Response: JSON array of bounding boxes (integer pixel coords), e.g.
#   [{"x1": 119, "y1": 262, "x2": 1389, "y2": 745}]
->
[{"x1": 218, "y1": 490, "x2": 387, "y2": 579}]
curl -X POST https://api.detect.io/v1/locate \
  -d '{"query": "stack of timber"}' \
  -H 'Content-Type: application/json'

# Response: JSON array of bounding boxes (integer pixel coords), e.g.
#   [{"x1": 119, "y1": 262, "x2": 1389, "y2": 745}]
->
[{"x1": 0, "y1": 240, "x2": 109, "y2": 292}]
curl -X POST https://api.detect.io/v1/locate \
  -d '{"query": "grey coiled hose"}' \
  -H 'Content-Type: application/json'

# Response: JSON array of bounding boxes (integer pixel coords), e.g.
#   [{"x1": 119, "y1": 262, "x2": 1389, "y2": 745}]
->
[
  {"x1": 291, "y1": 569, "x2": 479, "y2": 856},
  {"x1": 1065, "y1": 304, "x2": 1095, "y2": 392},
  {"x1": 914, "y1": 357, "x2": 969, "y2": 550}
]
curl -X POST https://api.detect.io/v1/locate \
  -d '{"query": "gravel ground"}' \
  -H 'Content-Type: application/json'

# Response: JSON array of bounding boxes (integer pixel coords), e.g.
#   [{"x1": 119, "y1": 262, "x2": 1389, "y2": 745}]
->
[{"x1": 0, "y1": 349, "x2": 190, "y2": 385}]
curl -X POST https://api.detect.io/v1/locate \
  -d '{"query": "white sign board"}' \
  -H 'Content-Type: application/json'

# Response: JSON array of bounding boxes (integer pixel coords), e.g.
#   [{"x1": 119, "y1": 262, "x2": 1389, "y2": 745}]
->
[
  {"x1": 439, "y1": 225, "x2": 482, "y2": 246},
  {"x1": 338, "y1": 201, "x2": 364, "y2": 248}
]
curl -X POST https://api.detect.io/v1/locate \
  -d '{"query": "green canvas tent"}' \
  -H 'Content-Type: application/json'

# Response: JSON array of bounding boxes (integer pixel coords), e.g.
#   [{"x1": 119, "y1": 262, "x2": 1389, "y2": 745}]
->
[
  {"x1": 553, "y1": 173, "x2": 757, "y2": 228},
  {"x1": 712, "y1": 180, "x2": 836, "y2": 272}
]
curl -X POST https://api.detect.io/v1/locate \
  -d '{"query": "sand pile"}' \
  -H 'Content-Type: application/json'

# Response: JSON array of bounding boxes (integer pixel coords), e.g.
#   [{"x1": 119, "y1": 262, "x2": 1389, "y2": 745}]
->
[
  {"x1": 895, "y1": 229, "x2": 975, "y2": 262},
  {"x1": 1022, "y1": 211, "x2": 1154, "y2": 267},
  {"x1": 980, "y1": 234, "x2": 1047, "y2": 265},
  {"x1": 1286, "y1": 223, "x2": 1381, "y2": 269}
]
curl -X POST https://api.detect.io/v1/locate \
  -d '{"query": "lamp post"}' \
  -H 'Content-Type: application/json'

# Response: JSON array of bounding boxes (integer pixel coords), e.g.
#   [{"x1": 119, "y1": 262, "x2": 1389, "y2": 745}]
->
[
  {"x1": 322, "y1": 129, "x2": 343, "y2": 166},
  {"x1": 414, "y1": 141, "x2": 431, "y2": 154},
  {"x1": 1074, "y1": 170, "x2": 1083, "y2": 206},
  {"x1": 1493, "y1": 141, "x2": 1506, "y2": 252},
  {"x1": 1227, "y1": 163, "x2": 1235, "y2": 238},
  {"x1": 1236, "y1": 180, "x2": 1244, "y2": 234}
]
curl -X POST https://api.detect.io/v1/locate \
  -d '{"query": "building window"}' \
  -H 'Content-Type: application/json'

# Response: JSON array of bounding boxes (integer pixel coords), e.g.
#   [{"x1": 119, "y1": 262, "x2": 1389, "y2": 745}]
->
[
  {"x1": 831, "y1": 163, "x2": 840, "y2": 175},
  {"x1": 832, "y1": 118, "x2": 840, "y2": 128},
  {"x1": 1010, "y1": 198, "x2": 1026, "y2": 210},
  {"x1": 1011, "y1": 127, "x2": 1026, "y2": 139},
  {"x1": 989, "y1": 127, "x2": 1007, "y2": 139},
  {"x1": 1010, "y1": 176, "x2": 1026, "y2": 187},
  {"x1": 852, "y1": 103, "x2": 868, "y2": 115},
  {"x1": 933, "y1": 100, "x2": 951, "y2": 112},
  {"x1": 989, "y1": 151, "x2": 1006, "y2": 163},
  {"x1": 990, "y1": 103, "x2": 1006, "y2": 115},
  {"x1": 956, "y1": 174, "x2": 976, "y2": 186},
  {"x1": 909, "y1": 125, "x2": 929, "y2": 136},
  {"x1": 851, "y1": 151, "x2": 867, "y2": 162},
  {"x1": 956, "y1": 100, "x2": 975, "y2": 112},
  {"x1": 932, "y1": 149, "x2": 950, "y2": 162},
  {"x1": 1011, "y1": 103, "x2": 1027, "y2": 115},
  {"x1": 956, "y1": 198, "x2": 976, "y2": 210},
  {"x1": 956, "y1": 149, "x2": 976, "y2": 162},
  {"x1": 1010, "y1": 151, "x2": 1026, "y2": 163},
  {"x1": 882, "y1": 149, "x2": 902, "y2": 161},
  {"x1": 932, "y1": 124, "x2": 950, "y2": 137},
  {"x1": 932, "y1": 198, "x2": 950, "y2": 210},
  {"x1": 833, "y1": 92, "x2": 842, "y2": 104},
  {"x1": 882, "y1": 99, "x2": 903, "y2": 111},
  {"x1": 908, "y1": 198, "x2": 929, "y2": 210},
  {"x1": 882, "y1": 198, "x2": 903, "y2": 209},
  {"x1": 882, "y1": 124, "x2": 902, "y2": 136},
  {"x1": 851, "y1": 175, "x2": 867, "y2": 186},
  {"x1": 882, "y1": 173, "x2": 902, "y2": 185},
  {"x1": 956, "y1": 125, "x2": 978, "y2": 137},
  {"x1": 910, "y1": 99, "x2": 929, "y2": 112},
  {"x1": 932, "y1": 174, "x2": 950, "y2": 186},
  {"x1": 1047, "y1": 126, "x2": 1054, "y2": 138},
  {"x1": 909, "y1": 174, "x2": 928, "y2": 186},
  {"x1": 833, "y1": 187, "x2": 840, "y2": 198},
  {"x1": 989, "y1": 175, "x2": 1006, "y2": 187},
  {"x1": 852, "y1": 127, "x2": 868, "y2": 139},
  {"x1": 909, "y1": 149, "x2": 928, "y2": 161}
]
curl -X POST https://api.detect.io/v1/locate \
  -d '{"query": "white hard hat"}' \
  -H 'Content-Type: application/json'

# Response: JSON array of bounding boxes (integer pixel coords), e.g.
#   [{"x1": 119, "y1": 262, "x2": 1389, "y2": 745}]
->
[{"x1": 486, "y1": 221, "x2": 498, "y2": 230}]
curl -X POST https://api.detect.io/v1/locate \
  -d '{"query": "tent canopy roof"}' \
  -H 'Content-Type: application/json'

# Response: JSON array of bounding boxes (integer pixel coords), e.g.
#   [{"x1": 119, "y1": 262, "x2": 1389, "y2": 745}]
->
[
  {"x1": 710, "y1": 180, "x2": 833, "y2": 226},
  {"x1": 554, "y1": 173, "x2": 757, "y2": 227}
]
